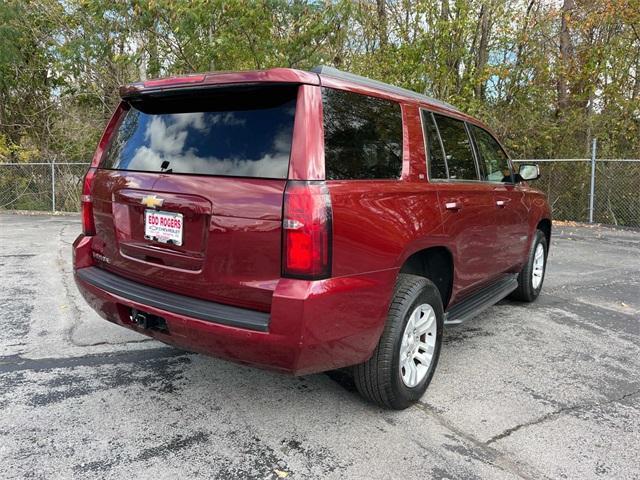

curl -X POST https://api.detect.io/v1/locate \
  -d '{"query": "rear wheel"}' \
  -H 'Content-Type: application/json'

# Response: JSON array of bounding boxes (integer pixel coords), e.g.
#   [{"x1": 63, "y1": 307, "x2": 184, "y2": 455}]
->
[
  {"x1": 510, "y1": 229, "x2": 547, "y2": 302},
  {"x1": 354, "y1": 274, "x2": 443, "y2": 410}
]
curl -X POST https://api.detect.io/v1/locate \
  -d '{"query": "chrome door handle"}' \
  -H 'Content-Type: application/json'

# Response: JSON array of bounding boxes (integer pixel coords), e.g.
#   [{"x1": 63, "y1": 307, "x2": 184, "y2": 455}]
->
[
  {"x1": 445, "y1": 202, "x2": 461, "y2": 210},
  {"x1": 496, "y1": 200, "x2": 506, "y2": 207}
]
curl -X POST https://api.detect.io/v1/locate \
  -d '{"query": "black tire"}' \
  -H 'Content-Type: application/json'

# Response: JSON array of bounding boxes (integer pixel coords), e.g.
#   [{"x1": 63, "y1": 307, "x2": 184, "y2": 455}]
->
[
  {"x1": 510, "y1": 229, "x2": 548, "y2": 302},
  {"x1": 353, "y1": 274, "x2": 444, "y2": 410}
]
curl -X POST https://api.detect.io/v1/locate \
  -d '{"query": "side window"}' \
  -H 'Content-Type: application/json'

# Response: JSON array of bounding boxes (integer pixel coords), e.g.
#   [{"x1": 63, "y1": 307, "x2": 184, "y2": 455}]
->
[
  {"x1": 470, "y1": 125, "x2": 512, "y2": 182},
  {"x1": 322, "y1": 88, "x2": 403, "y2": 180},
  {"x1": 432, "y1": 114, "x2": 478, "y2": 180},
  {"x1": 421, "y1": 110, "x2": 448, "y2": 179}
]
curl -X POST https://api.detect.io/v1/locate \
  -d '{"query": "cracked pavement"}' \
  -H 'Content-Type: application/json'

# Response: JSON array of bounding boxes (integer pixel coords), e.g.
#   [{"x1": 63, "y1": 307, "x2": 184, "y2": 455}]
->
[{"x1": 0, "y1": 213, "x2": 638, "y2": 479}]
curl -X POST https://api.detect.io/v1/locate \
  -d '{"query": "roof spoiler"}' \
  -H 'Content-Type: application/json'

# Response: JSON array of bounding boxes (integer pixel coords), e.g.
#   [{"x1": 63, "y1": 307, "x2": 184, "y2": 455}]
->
[
  {"x1": 311, "y1": 65, "x2": 459, "y2": 112},
  {"x1": 119, "y1": 69, "x2": 319, "y2": 100}
]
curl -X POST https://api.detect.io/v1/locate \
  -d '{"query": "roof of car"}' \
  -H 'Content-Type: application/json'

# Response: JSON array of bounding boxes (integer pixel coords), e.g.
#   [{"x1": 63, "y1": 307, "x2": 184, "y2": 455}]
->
[
  {"x1": 311, "y1": 65, "x2": 460, "y2": 113},
  {"x1": 119, "y1": 66, "x2": 460, "y2": 114}
]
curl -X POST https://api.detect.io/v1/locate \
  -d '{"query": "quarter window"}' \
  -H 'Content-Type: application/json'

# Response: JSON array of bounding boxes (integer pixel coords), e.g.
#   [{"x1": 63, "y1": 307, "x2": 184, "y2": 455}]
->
[
  {"x1": 470, "y1": 125, "x2": 512, "y2": 182},
  {"x1": 323, "y1": 88, "x2": 403, "y2": 180},
  {"x1": 432, "y1": 114, "x2": 478, "y2": 180}
]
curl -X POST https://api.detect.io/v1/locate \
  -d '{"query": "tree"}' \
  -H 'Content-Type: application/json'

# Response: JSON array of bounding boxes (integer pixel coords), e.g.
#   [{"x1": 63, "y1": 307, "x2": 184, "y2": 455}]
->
[{"x1": 0, "y1": 0, "x2": 638, "y2": 165}]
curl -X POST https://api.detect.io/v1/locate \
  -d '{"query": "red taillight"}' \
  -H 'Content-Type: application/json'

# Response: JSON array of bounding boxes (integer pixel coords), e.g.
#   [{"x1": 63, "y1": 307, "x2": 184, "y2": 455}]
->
[
  {"x1": 80, "y1": 102, "x2": 128, "y2": 236},
  {"x1": 282, "y1": 181, "x2": 332, "y2": 279},
  {"x1": 81, "y1": 167, "x2": 97, "y2": 236}
]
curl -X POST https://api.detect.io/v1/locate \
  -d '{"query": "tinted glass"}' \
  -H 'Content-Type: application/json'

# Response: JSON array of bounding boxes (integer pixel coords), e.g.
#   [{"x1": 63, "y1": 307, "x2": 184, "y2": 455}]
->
[
  {"x1": 470, "y1": 125, "x2": 512, "y2": 182},
  {"x1": 433, "y1": 114, "x2": 478, "y2": 180},
  {"x1": 323, "y1": 88, "x2": 402, "y2": 180},
  {"x1": 421, "y1": 110, "x2": 447, "y2": 179},
  {"x1": 101, "y1": 86, "x2": 297, "y2": 178}
]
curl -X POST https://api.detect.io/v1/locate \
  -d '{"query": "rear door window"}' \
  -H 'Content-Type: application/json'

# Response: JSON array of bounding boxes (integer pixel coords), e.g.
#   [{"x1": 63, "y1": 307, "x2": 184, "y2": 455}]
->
[
  {"x1": 421, "y1": 110, "x2": 448, "y2": 179},
  {"x1": 469, "y1": 124, "x2": 512, "y2": 182},
  {"x1": 101, "y1": 85, "x2": 298, "y2": 178},
  {"x1": 322, "y1": 88, "x2": 402, "y2": 180},
  {"x1": 432, "y1": 113, "x2": 478, "y2": 180}
]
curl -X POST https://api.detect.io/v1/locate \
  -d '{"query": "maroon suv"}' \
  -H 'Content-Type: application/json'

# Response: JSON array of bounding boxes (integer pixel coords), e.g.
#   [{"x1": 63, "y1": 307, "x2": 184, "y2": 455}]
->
[{"x1": 73, "y1": 66, "x2": 551, "y2": 409}]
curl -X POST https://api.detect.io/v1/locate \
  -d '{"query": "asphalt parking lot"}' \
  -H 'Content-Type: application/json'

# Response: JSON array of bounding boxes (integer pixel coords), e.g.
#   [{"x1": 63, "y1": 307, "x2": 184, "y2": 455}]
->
[{"x1": 0, "y1": 213, "x2": 638, "y2": 480}]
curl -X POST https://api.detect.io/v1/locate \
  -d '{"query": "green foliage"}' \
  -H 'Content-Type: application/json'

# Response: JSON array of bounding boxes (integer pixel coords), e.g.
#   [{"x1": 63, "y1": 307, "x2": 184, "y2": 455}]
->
[{"x1": 0, "y1": 0, "x2": 639, "y2": 164}]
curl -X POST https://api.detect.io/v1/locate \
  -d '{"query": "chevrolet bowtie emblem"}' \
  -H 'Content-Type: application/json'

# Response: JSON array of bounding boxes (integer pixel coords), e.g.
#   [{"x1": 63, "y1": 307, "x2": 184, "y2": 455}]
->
[{"x1": 141, "y1": 195, "x2": 164, "y2": 209}]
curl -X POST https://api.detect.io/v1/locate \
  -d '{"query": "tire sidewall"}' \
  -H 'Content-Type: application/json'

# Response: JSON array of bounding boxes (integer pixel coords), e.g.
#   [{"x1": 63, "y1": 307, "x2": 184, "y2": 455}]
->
[
  {"x1": 528, "y1": 231, "x2": 548, "y2": 299},
  {"x1": 392, "y1": 282, "x2": 444, "y2": 404}
]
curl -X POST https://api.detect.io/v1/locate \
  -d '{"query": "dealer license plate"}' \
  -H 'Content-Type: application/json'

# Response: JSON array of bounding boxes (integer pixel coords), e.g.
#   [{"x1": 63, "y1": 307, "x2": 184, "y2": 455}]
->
[{"x1": 144, "y1": 209, "x2": 183, "y2": 246}]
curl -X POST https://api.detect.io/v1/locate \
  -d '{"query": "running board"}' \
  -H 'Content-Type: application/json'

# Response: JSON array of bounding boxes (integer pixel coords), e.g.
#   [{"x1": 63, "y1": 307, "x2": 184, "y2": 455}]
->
[{"x1": 444, "y1": 275, "x2": 518, "y2": 326}]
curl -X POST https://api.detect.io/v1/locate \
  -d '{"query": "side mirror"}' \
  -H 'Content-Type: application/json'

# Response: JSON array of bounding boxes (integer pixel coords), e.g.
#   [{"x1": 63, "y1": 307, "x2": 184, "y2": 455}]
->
[{"x1": 517, "y1": 163, "x2": 540, "y2": 181}]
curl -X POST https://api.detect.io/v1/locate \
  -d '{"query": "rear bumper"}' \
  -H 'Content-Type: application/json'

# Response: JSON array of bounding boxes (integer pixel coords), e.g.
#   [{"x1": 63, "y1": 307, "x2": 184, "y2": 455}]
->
[
  {"x1": 73, "y1": 236, "x2": 396, "y2": 375},
  {"x1": 76, "y1": 267, "x2": 270, "y2": 332}
]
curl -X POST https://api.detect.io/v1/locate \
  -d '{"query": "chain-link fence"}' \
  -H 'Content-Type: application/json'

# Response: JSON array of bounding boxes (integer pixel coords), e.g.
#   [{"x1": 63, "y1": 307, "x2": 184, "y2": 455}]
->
[
  {"x1": 0, "y1": 159, "x2": 639, "y2": 227},
  {"x1": 0, "y1": 162, "x2": 89, "y2": 213},
  {"x1": 593, "y1": 160, "x2": 640, "y2": 227},
  {"x1": 512, "y1": 159, "x2": 640, "y2": 228}
]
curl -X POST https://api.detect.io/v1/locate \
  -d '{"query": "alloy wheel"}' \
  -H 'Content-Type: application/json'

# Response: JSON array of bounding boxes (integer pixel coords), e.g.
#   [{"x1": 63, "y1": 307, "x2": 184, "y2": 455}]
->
[{"x1": 399, "y1": 303, "x2": 437, "y2": 388}]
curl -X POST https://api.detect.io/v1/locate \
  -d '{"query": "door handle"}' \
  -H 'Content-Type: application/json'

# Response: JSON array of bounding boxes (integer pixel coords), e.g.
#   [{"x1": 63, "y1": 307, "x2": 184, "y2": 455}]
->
[
  {"x1": 445, "y1": 201, "x2": 461, "y2": 211},
  {"x1": 496, "y1": 200, "x2": 506, "y2": 208}
]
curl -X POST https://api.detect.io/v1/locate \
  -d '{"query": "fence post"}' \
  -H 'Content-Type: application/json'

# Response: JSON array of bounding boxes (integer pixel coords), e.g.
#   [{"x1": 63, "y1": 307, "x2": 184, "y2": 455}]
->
[
  {"x1": 51, "y1": 161, "x2": 56, "y2": 212},
  {"x1": 588, "y1": 138, "x2": 597, "y2": 223}
]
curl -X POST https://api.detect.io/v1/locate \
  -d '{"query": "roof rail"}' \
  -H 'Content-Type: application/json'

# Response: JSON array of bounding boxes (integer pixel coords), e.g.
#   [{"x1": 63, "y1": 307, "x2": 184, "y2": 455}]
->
[{"x1": 310, "y1": 65, "x2": 459, "y2": 112}]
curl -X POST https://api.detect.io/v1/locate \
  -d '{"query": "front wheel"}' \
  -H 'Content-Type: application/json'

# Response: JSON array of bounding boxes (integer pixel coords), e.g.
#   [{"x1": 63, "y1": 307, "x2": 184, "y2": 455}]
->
[
  {"x1": 510, "y1": 229, "x2": 548, "y2": 302},
  {"x1": 354, "y1": 274, "x2": 444, "y2": 410}
]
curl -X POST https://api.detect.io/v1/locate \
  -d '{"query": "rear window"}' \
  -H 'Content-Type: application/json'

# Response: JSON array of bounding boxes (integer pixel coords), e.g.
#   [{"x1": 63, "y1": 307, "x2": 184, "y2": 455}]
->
[
  {"x1": 101, "y1": 85, "x2": 298, "y2": 178},
  {"x1": 322, "y1": 88, "x2": 402, "y2": 180}
]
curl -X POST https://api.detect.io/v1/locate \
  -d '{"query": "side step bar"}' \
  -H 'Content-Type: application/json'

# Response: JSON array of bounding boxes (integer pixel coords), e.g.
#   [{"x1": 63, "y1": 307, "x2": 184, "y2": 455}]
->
[{"x1": 444, "y1": 275, "x2": 518, "y2": 326}]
